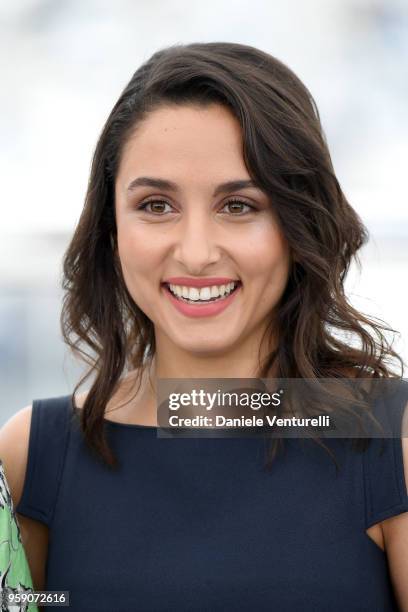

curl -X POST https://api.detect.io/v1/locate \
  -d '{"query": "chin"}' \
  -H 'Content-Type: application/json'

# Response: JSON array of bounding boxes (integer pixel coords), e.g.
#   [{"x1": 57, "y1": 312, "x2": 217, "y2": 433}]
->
[{"x1": 175, "y1": 335, "x2": 237, "y2": 354}]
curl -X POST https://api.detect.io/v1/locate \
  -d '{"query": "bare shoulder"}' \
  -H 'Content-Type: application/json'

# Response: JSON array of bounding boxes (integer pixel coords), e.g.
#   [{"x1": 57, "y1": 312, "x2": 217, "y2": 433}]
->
[
  {"x1": 0, "y1": 406, "x2": 50, "y2": 591},
  {"x1": 0, "y1": 404, "x2": 33, "y2": 508}
]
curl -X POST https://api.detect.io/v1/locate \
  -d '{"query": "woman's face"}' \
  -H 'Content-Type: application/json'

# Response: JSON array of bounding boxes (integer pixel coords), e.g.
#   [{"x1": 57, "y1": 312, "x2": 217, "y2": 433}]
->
[{"x1": 115, "y1": 103, "x2": 291, "y2": 356}]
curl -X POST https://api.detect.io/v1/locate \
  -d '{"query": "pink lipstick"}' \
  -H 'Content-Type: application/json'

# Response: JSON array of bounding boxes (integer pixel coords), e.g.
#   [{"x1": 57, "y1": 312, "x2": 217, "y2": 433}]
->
[{"x1": 162, "y1": 281, "x2": 242, "y2": 318}]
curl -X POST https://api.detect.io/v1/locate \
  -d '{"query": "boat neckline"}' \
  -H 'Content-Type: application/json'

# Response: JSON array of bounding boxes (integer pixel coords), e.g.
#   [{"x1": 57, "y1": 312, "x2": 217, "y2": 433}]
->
[
  {"x1": 71, "y1": 401, "x2": 158, "y2": 429},
  {"x1": 104, "y1": 419, "x2": 158, "y2": 429}
]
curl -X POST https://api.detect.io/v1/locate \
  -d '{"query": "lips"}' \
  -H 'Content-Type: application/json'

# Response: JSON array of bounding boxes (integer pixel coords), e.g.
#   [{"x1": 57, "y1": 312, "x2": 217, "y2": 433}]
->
[{"x1": 162, "y1": 280, "x2": 242, "y2": 318}]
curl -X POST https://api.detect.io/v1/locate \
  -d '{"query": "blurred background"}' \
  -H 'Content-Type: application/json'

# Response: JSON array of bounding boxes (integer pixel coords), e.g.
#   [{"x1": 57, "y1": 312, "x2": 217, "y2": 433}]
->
[{"x1": 1, "y1": 0, "x2": 407, "y2": 424}]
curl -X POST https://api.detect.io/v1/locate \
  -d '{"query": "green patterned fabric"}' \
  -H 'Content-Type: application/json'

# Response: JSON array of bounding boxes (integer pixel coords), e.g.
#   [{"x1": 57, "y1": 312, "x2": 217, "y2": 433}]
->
[{"x1": 0, "y1": 461, "x2": 38, "y2": 611}]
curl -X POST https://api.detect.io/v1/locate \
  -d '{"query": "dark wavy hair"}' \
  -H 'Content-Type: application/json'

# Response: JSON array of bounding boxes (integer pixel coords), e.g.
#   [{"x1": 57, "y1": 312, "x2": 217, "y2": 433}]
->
[{"x1": 60, "y1": 41, "x2": 404, "y2": 469}]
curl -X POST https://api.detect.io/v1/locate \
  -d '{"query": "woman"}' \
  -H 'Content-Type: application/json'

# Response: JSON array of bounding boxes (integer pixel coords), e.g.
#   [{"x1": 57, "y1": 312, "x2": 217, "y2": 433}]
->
[{"x1": 0, "y1": 42, "x2": 407, "y2": 611}]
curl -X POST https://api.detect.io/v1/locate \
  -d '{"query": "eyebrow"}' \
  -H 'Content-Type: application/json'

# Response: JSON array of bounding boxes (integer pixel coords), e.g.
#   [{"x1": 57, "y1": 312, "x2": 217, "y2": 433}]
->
[{"x1": 126, "y1": 176, "x2": 260, "y2": 197}]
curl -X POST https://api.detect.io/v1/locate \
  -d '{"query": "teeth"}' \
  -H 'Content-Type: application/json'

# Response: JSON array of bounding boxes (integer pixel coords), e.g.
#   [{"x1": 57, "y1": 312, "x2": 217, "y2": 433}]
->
[
  {"x1": 210, "y1": 286, "x2": 219, "y2": 299},
  {"x1": 188, "y1": 287, "x2": 200, "y2": 301},
  {"x1": 168, "y1": 282, "x2": 238, "y2": 302},
  {"x1": 199, "y1": 287, "x2": 211, "y2": 301}
]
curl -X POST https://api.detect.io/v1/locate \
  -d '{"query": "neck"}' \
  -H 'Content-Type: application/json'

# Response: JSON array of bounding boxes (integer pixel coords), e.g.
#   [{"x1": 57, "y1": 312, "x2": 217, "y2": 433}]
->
[{"x1": 120, "y1": 334, "x2": 277, "y2": 426}]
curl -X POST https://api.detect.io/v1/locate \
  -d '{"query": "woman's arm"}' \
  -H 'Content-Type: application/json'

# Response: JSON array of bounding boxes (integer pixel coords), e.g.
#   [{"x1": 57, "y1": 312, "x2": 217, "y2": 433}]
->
[
  {"x1": 0, "y1": 407, "x2": 49, "y2": 592},
  {"x1": 382, "y1": 406, "x2": 408, "y2": 612}
]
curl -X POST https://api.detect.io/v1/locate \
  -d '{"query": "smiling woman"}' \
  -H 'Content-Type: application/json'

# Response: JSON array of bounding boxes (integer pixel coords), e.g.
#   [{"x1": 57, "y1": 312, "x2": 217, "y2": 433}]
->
[
  {"x1": 114, "y1": 103, "x2": 290, "y2": 348},
  {"x1": 0, "y1": 42, "x2": 407, "y2": 612}
]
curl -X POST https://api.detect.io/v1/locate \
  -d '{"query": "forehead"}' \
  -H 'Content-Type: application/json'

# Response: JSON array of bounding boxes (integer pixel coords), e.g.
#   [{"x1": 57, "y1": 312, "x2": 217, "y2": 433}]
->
[{"x1": 117, "y1": 104, "x2": 247, "y2": 182}]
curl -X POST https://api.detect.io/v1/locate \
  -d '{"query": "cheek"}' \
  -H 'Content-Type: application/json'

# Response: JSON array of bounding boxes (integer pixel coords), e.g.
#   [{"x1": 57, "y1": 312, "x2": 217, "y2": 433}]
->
[
  {"x1": 116, "y1": 237, "x2": 157, "y2": 317},
  {"x1": 116, "y1": 227, "x2": 159, "y2": 277},
  {"x1": 243, "y1": 225, "x2": 291, "y2": 281},
  {"x1": 116, "y1": 241, "x2": 150, "y2": 305}
]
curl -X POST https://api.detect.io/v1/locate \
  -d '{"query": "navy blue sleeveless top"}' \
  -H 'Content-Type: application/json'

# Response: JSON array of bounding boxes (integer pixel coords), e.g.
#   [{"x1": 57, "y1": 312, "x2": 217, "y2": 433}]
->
[{"x1": 16, "y1": 381, "x2": 408, "y2": 611}]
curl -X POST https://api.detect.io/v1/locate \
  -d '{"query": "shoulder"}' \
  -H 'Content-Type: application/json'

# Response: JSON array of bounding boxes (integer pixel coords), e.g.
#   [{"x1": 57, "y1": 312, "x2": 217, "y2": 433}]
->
[
  {"x1": 0, "y1": 406, "x2": 50, "y2": 591},
  {"x1": 0, "y1": 405, "x2": 33, "y2": 509}
]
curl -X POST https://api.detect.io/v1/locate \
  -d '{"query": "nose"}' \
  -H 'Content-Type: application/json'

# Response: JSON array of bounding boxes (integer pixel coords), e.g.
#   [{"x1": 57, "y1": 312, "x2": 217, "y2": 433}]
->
[{"x1": 172, "y1": 211, "x2": 221, "y2": 273}]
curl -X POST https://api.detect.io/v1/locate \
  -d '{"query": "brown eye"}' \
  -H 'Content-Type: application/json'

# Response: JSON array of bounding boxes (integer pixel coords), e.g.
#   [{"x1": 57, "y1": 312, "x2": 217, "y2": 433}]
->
[
  {"x1": 137, "y1": 200, "x2": 173, "y2": 214},
  {"x1": 222, "y1": 199, "x2": 255, "y2": 215}
]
